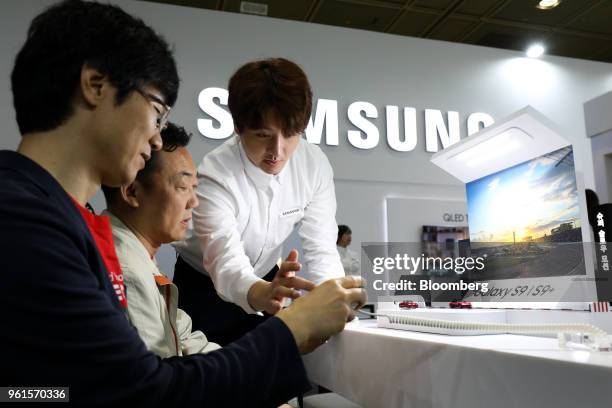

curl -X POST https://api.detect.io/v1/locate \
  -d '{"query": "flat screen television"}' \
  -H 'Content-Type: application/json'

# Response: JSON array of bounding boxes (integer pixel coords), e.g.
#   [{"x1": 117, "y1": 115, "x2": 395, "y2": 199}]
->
[
  {"x1": 421, "y1": 226, "x2": 469, "y2": 276},
  {"x1": 429, "y1": 107, "x2": 598, "y2": 310},
  {"x1": 463, "y1": 145, "x2": 593, "y2": 305},
  {"x1": 391, "y1": 226, "x2": 470, "y2": 303}
]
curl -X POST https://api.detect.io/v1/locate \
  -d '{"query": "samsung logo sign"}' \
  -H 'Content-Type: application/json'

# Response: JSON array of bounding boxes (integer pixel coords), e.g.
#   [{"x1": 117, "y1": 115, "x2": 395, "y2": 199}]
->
[{"x1": 197, "y1": 87, "x2": 494, "y2": 153}]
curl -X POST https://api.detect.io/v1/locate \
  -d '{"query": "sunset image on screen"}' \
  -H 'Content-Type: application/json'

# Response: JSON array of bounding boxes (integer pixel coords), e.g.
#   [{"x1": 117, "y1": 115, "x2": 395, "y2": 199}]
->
[
  {"x1": 466, "y1": 146, "x2": 584, "y2": 279},
  {"x1": 467, "y1": 145, "x2": 580, "y2": 243}
]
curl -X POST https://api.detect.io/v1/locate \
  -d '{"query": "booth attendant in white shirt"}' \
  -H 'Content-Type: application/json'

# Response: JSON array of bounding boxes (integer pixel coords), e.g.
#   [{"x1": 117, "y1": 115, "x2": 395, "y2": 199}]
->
[
  {"x1": 173, "y1": 58, "x2": 344, "y2": 345},
  {"x1": 337, "y1": 225, "x2": 360, "y2": 276}
]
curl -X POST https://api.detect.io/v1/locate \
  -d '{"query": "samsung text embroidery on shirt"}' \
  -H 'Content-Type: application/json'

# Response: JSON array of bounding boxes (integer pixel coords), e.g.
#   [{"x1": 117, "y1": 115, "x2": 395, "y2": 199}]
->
[{"x1": 281, "y1": 207, "x2": 302, "y2": 218}]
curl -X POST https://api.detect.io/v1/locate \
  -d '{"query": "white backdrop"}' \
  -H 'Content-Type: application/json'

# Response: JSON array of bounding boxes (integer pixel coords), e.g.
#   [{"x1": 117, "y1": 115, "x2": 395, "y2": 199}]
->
[{"x1": 1, "y1": 0, "x2": 612, "y2": 276}]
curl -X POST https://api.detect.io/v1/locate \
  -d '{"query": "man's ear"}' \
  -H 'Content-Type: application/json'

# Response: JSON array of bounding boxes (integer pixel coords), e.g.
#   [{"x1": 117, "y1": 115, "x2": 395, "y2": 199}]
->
[
  {"x1": 120, "y1": 183, "x2": 140, "y2": 208},
  {"x1": 80, "y1": 64, "x2": 110, "y2": 108}
]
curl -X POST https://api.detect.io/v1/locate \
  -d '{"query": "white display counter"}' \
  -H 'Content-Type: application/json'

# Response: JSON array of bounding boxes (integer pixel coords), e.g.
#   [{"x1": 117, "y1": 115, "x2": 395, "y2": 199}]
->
[{"x1": 302, "y1": 319, "x2": 612, "y2": 408}]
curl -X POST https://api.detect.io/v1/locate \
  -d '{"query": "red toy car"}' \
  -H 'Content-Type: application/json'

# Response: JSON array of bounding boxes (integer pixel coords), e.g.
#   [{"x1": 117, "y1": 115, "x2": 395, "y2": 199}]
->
[
  {"x1": 399, "y1": 301, "x2": 419, "y2": 309},
  {"x1": 449, "y1": 301, "x2": 472, "y2": 309}
]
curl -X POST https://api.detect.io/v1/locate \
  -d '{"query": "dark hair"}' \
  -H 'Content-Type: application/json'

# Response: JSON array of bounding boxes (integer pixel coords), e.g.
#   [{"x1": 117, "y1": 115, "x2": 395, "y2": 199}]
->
[
  {"x1": 102, "y1": 122, "x2": 191, "y2": 205},
  {"x1": 12, "y1": 0, "x2": 179, "y2": 135},
  {"x1": 228, "y1": 58, "x2": 312, "y2": 137},
  {"x1": 337, "y1": 225, "x2": 352, "y2": 245},
  {"x1": 586, "y1": 189, "x2": 600, "y2": 227}
]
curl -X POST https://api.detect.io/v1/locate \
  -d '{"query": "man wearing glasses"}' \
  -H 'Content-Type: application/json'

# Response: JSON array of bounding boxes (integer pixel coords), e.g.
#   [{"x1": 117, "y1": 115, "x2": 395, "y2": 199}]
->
[
  {"x1": 138, "y1": 89, "x2": 172, "y2": 131},
  {"x1": 0, "y1": 1, "x2": 366, "y2": 406}
]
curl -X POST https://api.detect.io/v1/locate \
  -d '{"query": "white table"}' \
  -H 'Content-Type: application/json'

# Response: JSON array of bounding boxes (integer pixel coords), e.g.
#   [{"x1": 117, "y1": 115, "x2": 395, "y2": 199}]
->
[{"x1": 302, "y1": 319, "x2": 612, "y2": 408}]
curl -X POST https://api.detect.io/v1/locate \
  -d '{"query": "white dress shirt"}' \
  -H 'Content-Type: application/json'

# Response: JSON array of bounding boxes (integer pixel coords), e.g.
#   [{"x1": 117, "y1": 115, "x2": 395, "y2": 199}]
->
[
  {"x1": 337, "y1": 245, "x2": 360, "y2": 276},
  {"x1": 173, "y1": 136, "x2": 344, "y2": 313}
]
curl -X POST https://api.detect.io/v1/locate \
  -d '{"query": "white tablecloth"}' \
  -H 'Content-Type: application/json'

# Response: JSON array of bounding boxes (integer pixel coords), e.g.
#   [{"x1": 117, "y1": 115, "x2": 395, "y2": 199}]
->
[{"x1": 302, "y1": 319, "x2": 612, "y2": 408}]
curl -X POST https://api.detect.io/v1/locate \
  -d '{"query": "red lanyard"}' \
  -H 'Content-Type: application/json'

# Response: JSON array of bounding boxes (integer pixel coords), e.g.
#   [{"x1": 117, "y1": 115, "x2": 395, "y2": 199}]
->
[{"x1": 71, "y1": 199, "x2": 128, "y2": 309}]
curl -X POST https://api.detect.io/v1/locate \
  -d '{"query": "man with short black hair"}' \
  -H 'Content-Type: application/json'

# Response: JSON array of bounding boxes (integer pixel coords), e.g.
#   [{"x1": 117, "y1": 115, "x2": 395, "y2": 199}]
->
[{"x1": 0, "y1": 1, "x2": 366, "y2": 406}]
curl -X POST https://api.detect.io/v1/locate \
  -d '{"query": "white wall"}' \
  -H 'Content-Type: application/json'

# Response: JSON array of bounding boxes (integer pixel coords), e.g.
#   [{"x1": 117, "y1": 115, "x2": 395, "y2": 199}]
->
[
  {"x1": 585, "y1": 90, "x2": 612, "y2": 139},
  {"x1": 584, "y1": 90, "x2": 612, "y2": 204},
  {"x1": 2, "y1": 0, "x2": 612, "y2": 276},
  {"x1": 589, "y1": 131, "x2": 612, "y2": 203}
]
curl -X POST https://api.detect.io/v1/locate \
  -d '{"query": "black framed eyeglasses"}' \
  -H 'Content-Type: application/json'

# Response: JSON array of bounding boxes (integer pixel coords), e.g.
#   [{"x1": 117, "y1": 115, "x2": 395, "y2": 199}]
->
[{"x1": 136, "y1": 89, "x2": 171, "y2": 131}]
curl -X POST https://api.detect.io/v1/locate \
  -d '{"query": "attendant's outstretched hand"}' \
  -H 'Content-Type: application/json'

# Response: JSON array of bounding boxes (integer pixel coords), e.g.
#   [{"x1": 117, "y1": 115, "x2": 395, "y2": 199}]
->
[{"x1": 247, "y1": 249, "x2": 315, "y2": 315}]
